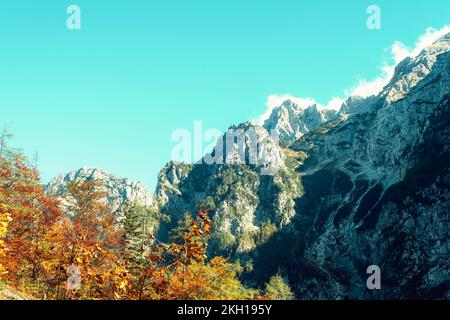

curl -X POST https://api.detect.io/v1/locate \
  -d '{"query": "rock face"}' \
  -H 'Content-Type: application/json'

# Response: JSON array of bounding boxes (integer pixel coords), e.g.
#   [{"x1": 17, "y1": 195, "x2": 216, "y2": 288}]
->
[
  {"x1": 252, "y1": 34, "x2": 450, "y2": 299},
  {"x1": 153, "y1": 123, "x2": 302, "y2": 254},
  {"x1": 45, "y1": 167, "x2": 151, "y2": 222},
  {"x1": 263, "y1": 100, "x2": 339, "y2": 143},
  {"x1": 152, "y1": 33, "x2": 450, "y2": 299}
]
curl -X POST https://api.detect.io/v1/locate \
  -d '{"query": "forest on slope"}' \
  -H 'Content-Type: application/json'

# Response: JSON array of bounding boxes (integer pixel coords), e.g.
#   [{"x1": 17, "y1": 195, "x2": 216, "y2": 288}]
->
[{"x1": 0, "y1": 132, "x2": 293, "y2": 300}]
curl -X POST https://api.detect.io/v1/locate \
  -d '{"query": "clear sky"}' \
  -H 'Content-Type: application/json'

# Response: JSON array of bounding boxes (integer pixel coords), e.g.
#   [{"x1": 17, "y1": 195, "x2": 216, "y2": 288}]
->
[{"x1": 1, "y1": 0, "x2": 449, "y2": 191}]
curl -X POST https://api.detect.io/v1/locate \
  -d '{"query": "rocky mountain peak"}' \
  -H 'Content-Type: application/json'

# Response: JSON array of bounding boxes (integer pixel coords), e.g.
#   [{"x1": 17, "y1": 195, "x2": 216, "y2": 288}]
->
[
  {"x1": 202, "y1": 122, "x2": 286, "y2": 176},
  {"x1": 382, "y1": 32, "x2": 450, "y2": 103},
  {"x1": 262, "y1": 99, "x2": 339, "y2": 143},
  {"x1": 150, "y1": 32, "x2": 450, "y2": 299},
  {"x1": 45, "y1": 167, "x2": 152, "y2": 221}
]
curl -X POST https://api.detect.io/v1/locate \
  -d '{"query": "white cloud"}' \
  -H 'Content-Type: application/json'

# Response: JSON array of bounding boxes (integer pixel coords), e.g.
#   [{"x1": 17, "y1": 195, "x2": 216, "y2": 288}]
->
[
  {"x1": 407, "y1": 26, "x2": 450, "y2": 58},
  {"x1": 324, "y1": 96, "x2": 346, "y2": 111},
  {"x1": 257, "y1": 26, "x2": 450, "y2": 125},
  {"x1": 349, "y1": 25, "x2": 450, "y2": 98}
]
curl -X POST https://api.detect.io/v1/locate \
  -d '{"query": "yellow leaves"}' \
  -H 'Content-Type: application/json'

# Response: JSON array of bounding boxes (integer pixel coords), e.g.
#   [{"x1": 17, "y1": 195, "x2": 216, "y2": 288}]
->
[
  {"x1": 0, "y1": 149, "x2": 66, "y2": 293},
  {"x1": 0, "y1": 204, "x2": 10, "y2": 215},
  {"x1": 0, "y1": 158, "x2": 260, "y2": 302},
  {"x1": 40, "y1": 259, "x2": 59, "y2": 275},
  {"x1": 0, "y1": 220, "x2": 9, "y2": 229},
  {"x1": 118, "y1": 279, "x2": 128, "y2": 290},
  {"x1": 0, "y1": 212, "x2": 11, "y2": 236},
  {"x1": 0, "y1": 212, "x2": 11, "y2": 277},
  {"x1": 93, "y1": 263, "x2": 131, "y2": 300},
  {"x1": 159, "y1": 257, "x2": 256, "y2": 300},
  {"x1": 111, "y1": 267, "x2": 131, "y2": 300},
  {"x1": 94, "y1": 244, "x2": 107, "y2": 255},
  {"x1": 132, "y1": 210, "x2": 260, "y2": 300},
  {"x1": 0, "y1": 264, "x2": 7, "y2": 275}
]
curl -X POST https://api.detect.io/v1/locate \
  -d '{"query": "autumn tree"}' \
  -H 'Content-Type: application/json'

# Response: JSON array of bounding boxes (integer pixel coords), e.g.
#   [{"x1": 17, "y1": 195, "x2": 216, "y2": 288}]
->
[
  {"x1": 131, "y1": 210, "x2": 261, "y2": 300},
  {"x1": 162, "y1": 256, "x2": 258, "y2": 300},
  {"x1": 264, "y1": 274, "x2": 295, "y2": 300},
  {"x1": 0, "y1": 131, "x2": 62, "y2": 297},
  {"x1": 0, "y1": 129, "x2": 263, "y2": 301},
  {"x1": 0, "y1": 209, "x2": 11, "y2": 277},
  {"x1": 44, "y1": 179, "x2": 128, "y2": 299},
  {"x1": 0, "y1": 130, "x2": 11, "y2": 276}
]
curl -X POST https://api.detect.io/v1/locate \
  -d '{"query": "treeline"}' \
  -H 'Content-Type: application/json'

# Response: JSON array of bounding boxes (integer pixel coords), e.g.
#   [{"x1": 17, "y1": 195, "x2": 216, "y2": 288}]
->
[{"x1": 0, "y1": 131, "x2": 293, "y2": 300}]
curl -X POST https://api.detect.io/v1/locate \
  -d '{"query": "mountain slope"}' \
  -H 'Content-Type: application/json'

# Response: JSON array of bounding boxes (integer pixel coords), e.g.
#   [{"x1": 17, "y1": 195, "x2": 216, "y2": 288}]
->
[
  {"x1": 153, "y1": 123, "x2": 302, "y2": 254},
  {"x1": 152, "y1": 33, "x2": 450, "y2": 299},
  {"x1": 253, "y1": 34, "x2": 450, "y2": 299}
]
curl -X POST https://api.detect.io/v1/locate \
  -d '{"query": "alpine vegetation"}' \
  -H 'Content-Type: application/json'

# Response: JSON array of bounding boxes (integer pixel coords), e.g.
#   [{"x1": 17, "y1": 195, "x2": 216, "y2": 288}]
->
[{"x1": 1, "y1": 30, "x2": 450, "y2": 300}]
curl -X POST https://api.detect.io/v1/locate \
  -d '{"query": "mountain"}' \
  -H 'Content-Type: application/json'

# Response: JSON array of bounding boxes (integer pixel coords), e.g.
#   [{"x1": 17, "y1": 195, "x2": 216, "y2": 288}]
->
[
  {"x1": 153, "y1": 122, "x2": 301, "y2": 253},
  {"x1": 151, "y1": 33, "x2": 450, "y2": 299},
  {"x1": 263, "y1": 100, "x2": 339, "y2": 143},
  {"x1": 45, "y1": 167, "x2": 152, "y2": 223},
  {"x1": 45, "y1": 33, "x2": 450, "y2": 300},
  {"x1": 264, "y1": 33, "x2": 450, "y2": 299}
]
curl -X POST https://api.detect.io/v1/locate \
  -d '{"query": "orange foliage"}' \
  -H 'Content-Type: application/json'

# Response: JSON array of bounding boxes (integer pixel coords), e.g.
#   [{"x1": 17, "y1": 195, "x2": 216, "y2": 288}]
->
[
  {"x1": 1, "y1": 135, "x2": 259, "y2": 300},
  {"x1": 0, "y1": 148, "x2": 62, "y2": 296},
  {"x1": 44, "y1": 180, "x2": 127, "y2": 299}
]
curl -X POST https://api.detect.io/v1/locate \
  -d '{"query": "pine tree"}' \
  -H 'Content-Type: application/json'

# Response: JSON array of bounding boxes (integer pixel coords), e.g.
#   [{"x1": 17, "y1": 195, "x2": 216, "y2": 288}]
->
[
  {"x1": 169, "y1": 212, "x2": 194, "y2": 242},
  {"x1": 0, "y1": 129, "x2": 264, "y2": 300},
  {"x1": 123, "y1": 202, "x2": 153, "y2": 266}
]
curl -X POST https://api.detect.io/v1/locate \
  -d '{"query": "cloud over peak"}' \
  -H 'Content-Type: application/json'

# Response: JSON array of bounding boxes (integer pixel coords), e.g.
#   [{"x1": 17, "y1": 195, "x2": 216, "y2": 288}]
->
[
  {"x1": 257, "y1": 26, "x2": 450, "y2": 125},
  {"x1": 349, "y1": 25, "x2": 450, "y2": 98}
]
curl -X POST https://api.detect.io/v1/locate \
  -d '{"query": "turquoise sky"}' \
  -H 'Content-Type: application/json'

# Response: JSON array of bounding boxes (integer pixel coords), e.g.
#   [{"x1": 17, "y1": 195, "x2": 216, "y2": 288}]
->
[{"x1": 1, "y1": 0, "x2": 449, "y2": 191}]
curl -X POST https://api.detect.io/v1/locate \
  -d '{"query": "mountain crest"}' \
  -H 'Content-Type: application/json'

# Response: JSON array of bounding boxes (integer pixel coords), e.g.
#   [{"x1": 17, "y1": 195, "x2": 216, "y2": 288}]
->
[
  {"x1": 45, "y1": 167, "x2": 152, "y2": 221},
  {"x1": 263, "y1": 99, "x2": 338, "y2": 142}
]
